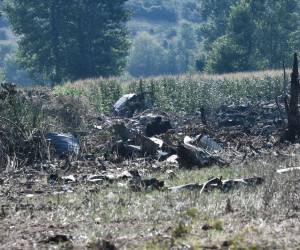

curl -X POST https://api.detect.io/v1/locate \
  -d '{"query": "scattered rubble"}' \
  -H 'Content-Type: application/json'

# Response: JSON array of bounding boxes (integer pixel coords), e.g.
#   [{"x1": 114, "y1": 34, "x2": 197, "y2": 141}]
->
[
  {"x1": 216, "y1": 101, "x2": 285, "y2": 135},
  {"x1": 168, "y1": 176, "x2": 265, "y2": 193},
  {"x1": 177, "y1": 136, "x2": 226, "y2": 168},
  {"x1": 143, "y1": 114, "x2": 172, "y2": 137},
  {"x1": 46, "y1": 133, "x2": 79, "y2": 155},
  {"x1": 40, "y1": 234, "x2": 72, "y2": 244},
  {"x1": 113, "y1": 92, "x2": 148, "y2": 117},
  {"x1": 276, "y1": 167, "x2": 300, "y2": 174},
  {"x1": 0, "y1": 89, "x2": 293, "y2": 197}
]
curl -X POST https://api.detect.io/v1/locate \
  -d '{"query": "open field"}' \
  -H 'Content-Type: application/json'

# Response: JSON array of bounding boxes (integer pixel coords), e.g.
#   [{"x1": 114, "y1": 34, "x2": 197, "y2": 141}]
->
[
  {"x1": 1, "y1": 70, "x2": 300, "y2": 249},
  {"x1": 2, "y1": 155, "x2": 300, "y2": 249}
]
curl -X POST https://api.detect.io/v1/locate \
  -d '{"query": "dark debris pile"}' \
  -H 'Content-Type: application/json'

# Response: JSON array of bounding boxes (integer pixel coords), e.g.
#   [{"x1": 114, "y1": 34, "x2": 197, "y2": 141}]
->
[{"x1": 0, "y1": 91, "x2": 294, "y2": 195}]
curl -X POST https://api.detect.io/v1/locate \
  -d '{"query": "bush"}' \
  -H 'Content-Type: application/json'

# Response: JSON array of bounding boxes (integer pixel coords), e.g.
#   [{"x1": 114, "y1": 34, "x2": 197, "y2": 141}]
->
[{"x1": 3, "y1": 53, "x2": 34, "y2": 85}]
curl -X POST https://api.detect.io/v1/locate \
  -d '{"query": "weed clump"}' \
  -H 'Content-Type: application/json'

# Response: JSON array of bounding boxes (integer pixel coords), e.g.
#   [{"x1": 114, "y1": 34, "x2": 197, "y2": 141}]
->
[
  {"x1": 172, "y1": 221, "x2": 190, "y2": 238},
  {"x1": 0, "y1": 83, "x2": 49, "y2": 171}
]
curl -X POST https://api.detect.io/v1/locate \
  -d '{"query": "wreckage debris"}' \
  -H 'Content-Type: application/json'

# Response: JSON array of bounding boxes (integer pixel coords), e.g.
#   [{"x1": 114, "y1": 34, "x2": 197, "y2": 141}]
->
[
  {"x1": 168, "y1": 176, "x2": 264, "y2": 193},
  {"x1": 111, "y1": 120, "x2": 224, "y2": 167},
  {"x1": 61, "y1": 175, "x2": 76, "y2": 183},
  {"x1": 200, "y1": 135, "x2": 222, "y2": 152},
  {"x1": 2, "y1": 83, "x2": 289, "y2": 200},
  {"x1": 46, "y1": 133, "x2": 79, "y2": 155},
  {"x1": 82, "y1": 170, "x2": 139, "y2": 185},
  {"x1": 144, "y1": 115, "x2": 172, "y2": 137},
  {"x1": 135, "y1": 133, "x2": 160, "y2": 156},
  {"x1": 166, "y1": 155, "x2": 178, "y2": 163},
  {"x1": 177, "y1": 136, "x2": 226, "y2": 168},
  {"x1": 112, "y1": 141, "x2": 142, "y2": 159},
  {"x1": 112, "y1": 123, "x2": 134, "y2": 141},
  {"x1": 124, "y1": 169, "x2": 165, "y2": 191},
  {"x1": 113, "y1": 93, "x2": 148, "y2": 117},
  {"x1": 168, "y1": 183, "x2": 202, "y2": 192},
  {"x1": 85, "y1": 175, "x2": 109, "y2": 184},
  {"x1": 40, "y1": 234, "x2": 72, "y2": 244},
  {"x1": 276, "y1": 167, "x2": 300, "y2": 174},
  {"x1": 129, "y1": 177, "x2": 165, "y2": 191},
  {"x1": 216, "y1": 101, "x2": 285, "y2": 135},
  {"x1": 200, "y1": 177, "x2": 223, "y2": 194},
  {"x1": 221, "y1": 176, "x2": 265, "y2": 192},
  {"x1": 110, "y1": 122, "x2": 174, "y2": 160}
]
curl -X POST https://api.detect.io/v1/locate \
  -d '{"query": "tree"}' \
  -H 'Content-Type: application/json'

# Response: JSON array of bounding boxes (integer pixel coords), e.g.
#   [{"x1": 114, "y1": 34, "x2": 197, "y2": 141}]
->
[
  {"x1": 165, "y1": 22, "x2": 198, "y2": 74},
  {"x1": 206, "y1": 0, "x2": 258, "y2": 73},
  {"x1": 127, "y1": 32, "x2": 168, "y2": 77},
  {"x1": 253, "y1": 0, "x2": 300, "y2": 68},
  {"x1": 206, "y1": 36, "x2": 242, "y2": 73},
  {"x1": 200, "y1": 0, "x2": 239, "y2": 48},
  {"x1": 5, "y1": 0, "x2": 130, "y2": 84},
  {"x1": 3, "y1": 52, "x2": 33, "y2": 85},
  {"x1": 201, "y1": 0, "x2": 300, "y2": 73}
]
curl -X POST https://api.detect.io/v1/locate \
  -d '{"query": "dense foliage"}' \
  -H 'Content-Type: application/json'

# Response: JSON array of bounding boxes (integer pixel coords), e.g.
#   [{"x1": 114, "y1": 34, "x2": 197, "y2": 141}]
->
[
  {"x1": 0, "y1": 0, "x2": 299, "y2": 83},
  {"x1": 127, "y1": 0, "x2": 300, "y2": 76},
  {"x1": 126, "y1": 0, "x2": 202, "y2": 76},
  {"x1": 202, "y1": 0, "x2": 300, "y2": 73},
  {"x1": 4, "y1": 0, "x2": 130, "y2": 84}
]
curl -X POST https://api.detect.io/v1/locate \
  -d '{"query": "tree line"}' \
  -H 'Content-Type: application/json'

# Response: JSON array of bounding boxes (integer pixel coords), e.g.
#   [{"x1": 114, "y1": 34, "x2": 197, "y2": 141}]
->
[
  {"x1": 128, "y1": 0, "x2": 300, "y2": 76},
  {"x1": 2, "y1": 0, "x2": 300, "y2": 84},
  {"x1": 202, "y1": 0, "x2": 300, "y2": 73}
]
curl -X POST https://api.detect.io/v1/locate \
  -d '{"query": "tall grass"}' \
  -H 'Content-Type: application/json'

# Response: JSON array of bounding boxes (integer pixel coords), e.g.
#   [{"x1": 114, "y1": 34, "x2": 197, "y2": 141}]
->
[
  {"x1": 53, "y1": 78, "x2": 122, "y2": 113},
  {"x1": 53, "y1": 70, "x2": 284, "y2": 113}
]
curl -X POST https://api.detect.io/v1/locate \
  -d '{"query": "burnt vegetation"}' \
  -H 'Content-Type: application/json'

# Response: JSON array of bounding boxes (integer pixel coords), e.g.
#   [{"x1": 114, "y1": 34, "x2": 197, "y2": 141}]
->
[{"x1": 1, "y1": 56, "x2": 300, "y2": 248}]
